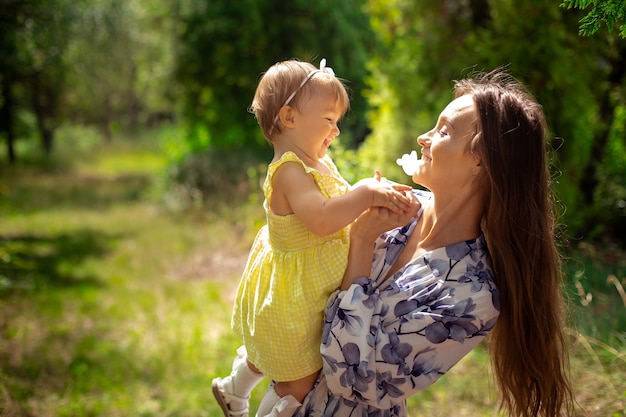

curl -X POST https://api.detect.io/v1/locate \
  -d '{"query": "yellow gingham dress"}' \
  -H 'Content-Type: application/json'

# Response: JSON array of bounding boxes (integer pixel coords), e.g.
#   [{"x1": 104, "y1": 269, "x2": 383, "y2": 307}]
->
[{"x1": 231, "y1": 151, "x2": 350, "y2": 381}]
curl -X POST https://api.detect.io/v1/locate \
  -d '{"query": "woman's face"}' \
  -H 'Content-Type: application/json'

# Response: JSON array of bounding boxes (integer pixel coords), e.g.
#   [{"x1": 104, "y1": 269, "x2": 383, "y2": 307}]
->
[{"x1": 413, "y1": 94, "x2": 479, "y2": 191}]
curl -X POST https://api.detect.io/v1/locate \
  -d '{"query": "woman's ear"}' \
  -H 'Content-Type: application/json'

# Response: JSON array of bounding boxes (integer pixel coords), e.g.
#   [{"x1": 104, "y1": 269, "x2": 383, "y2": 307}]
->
[
  {"x1": 472, "y1": 155, "x2": 483, "y2": 175},
  {"x1": 469, "y1": 132, "x2": 483, "y2": 168},
  {"x1": 278, "y1": 106, "x2": 296, "y2": 128}
]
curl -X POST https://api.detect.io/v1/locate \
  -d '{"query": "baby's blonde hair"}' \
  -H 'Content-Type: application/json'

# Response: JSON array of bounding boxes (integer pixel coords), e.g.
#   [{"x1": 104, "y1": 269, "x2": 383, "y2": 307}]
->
[{"x1": 250, "y1": 60, "x2": 350, "y2": 141}]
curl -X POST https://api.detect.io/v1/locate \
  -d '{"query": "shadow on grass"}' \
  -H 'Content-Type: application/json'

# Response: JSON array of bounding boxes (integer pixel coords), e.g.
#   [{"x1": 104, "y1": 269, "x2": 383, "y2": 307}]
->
[
  {"x1": 0, "y1": 173, "x2": 152, "y2": 214},
  {"x1": 0, "y1": 229, "x2": 128, "y2": 413},
  {"x1": 0, "y1": 229, "x2": 118, "y2": 295}
]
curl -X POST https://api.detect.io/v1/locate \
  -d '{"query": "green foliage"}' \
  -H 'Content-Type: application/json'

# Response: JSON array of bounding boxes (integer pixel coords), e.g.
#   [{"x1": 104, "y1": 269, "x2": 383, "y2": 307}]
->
[
  {"x1": 593, "y1": 104, "x2": 626, "y2": 242},
  {"x1": 0, "y1": 0, "x2": 178, "y2": 162},
  {"x1": 561, "y1": 0, "x2": 626, "y2": 37},
  {"x1": 328, "y1": 139, "x2": 369, "y2": 185},
  {"x1": 63, "y1": 0, "x2": 178, "y2": 135},
  {"x1": 174, "y1": 0, "x2": 376, "y2": 152},
  {"x1": 0, "y1": 0, "x2": 76, "y2": 157},
  {"x1": 156, "y1": 120, "x2": 268, "y2": 211},
  {"x1": 565, "y1": 241, "x2": 626, "y2": 344},
  {"x1": 361, "y1": 1, "x2": 459, "y2": 182},
  {"x1": 166, "y1": 145, "x2": 267, "y2": 210}
]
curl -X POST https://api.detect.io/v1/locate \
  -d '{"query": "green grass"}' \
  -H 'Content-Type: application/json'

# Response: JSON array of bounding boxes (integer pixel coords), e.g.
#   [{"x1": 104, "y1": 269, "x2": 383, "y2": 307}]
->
[{"x1": 1, "y1": 132, "x2": 624, "y2": 416}]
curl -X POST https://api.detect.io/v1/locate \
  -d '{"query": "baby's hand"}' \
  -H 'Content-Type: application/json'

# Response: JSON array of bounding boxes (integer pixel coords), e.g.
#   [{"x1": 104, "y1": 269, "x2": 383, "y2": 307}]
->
[
  {"x1": 369, "y1": 181, "x2": 412, "y2": 214},
  {"x1": 356, "y1": 191, "x2": 421, "y2": 240}
]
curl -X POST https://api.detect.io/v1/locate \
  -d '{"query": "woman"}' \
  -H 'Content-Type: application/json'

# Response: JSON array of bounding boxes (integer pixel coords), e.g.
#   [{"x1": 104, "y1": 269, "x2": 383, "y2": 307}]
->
[{"x1": 286, "y1": 70, "x2": 575, "y2": 417}]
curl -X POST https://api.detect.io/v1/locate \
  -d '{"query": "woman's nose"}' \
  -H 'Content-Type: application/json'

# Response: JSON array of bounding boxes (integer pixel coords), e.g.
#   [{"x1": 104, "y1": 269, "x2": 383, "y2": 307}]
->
[
  {"x1": 417, "y1": 132, "x2": 431, "y2": 147},
  {"x1": 332, "y1": 124, "x2": 340, "y2": 137}
]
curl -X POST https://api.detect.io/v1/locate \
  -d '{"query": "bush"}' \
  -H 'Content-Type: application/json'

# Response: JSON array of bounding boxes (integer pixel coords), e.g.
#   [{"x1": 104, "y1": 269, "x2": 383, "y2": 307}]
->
[{"x1": 166, "y1": 146, "x2": 267, "y2": 211}]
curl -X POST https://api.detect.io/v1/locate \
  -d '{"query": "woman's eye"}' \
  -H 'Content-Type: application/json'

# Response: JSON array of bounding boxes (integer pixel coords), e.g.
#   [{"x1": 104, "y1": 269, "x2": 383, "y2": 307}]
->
[{"x1": 439, "y1": 129, "x2": 448, "y2": 137}]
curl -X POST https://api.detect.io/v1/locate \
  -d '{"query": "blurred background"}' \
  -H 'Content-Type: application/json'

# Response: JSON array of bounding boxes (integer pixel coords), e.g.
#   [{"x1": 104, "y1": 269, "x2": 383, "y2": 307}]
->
[{"x1": 1, "y1": 0, "x2": 624, "y2": 416}]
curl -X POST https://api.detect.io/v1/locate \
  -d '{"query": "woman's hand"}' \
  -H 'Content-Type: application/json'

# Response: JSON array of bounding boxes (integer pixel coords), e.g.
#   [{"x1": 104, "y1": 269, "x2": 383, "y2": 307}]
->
[{"x1": 341, "y1": 191, "x2": 420, "y2": 290}]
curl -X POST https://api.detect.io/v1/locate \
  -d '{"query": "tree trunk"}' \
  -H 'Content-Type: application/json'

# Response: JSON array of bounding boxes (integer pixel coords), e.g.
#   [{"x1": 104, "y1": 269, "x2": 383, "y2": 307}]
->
[
  {"x1": 101, "y1": 94, "x2": 113, "y2": 142},
  {"x1": 31, "y1": 71, "x2": 55, "y2": 155},
  {"x1": 128, "y1": 63, "x2": 140, "y2": 132},
  {"x1": 1, "y1": 74, "x2": 16, "y2": 163},
  {"x1": 470, "y1": 0, "x2": 490, "y2": 27}
]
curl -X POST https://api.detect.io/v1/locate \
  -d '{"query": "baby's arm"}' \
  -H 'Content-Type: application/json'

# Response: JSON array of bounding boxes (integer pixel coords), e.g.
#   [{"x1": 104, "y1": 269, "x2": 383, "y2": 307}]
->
[{"x1": 272, "y1": 162, "x2": 411, "y2": 237}]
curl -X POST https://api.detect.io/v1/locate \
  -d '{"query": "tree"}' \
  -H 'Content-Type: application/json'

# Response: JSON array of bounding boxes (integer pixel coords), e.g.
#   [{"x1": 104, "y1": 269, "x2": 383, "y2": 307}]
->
[
  {"x1": 63, "y1": 0, "x2": 177, "y2": 140},
  {"x1": 0, "y1": 0, "x2": 81, "y2": 159},
  {"x1": 0, "y1": 0, "x2": 178, "y2": 163},
  {"x1": 0, "y1": 0, "x2": 36, "y2": 162},
  {"x1": 561, "y1": 0, "x2": 626, "y2": 38},
  {"x1": 26, "y1": 0, "x2": 75, "y2": 154}
]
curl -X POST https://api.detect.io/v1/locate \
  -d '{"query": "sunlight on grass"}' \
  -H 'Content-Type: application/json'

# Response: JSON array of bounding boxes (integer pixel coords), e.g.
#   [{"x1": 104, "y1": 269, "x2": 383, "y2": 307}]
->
[
  {"x1": 82, "y1": 150, "x2": 167, "y2": 177},
  {"x1": 405, "y1": 345, "x2": 500, "y2": 416},
  {"x1": 568, "y1": 330, "x2": 626, "y2": 416}
]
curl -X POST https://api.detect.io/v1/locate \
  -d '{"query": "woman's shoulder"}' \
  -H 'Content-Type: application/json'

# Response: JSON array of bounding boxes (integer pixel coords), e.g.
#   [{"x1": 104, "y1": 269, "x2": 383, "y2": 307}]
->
[
  {"x1": 428, "y1": 236, "x2": 493, "y2": 283},
  {"x1": 428, "y1": 235, "x2": 490, "y2": 265},
  {"x1": 380, "y1": 233, "x2": 496, "y2": 299},
  {"x1": 405, "y1": 235, "x2": 498, "y2": 312}
]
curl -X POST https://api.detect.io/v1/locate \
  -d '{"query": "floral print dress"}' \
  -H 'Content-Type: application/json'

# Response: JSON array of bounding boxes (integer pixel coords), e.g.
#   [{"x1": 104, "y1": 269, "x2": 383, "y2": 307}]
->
[{"x1": 293, "y1": 190, "x2": 501, "y2": 417}]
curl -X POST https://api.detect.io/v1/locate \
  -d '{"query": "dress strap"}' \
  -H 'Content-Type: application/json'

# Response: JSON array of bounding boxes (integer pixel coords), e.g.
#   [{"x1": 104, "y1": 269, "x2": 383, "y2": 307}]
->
[{"x1": 264, "y1": 152, "x2": 314, "y2": 204}]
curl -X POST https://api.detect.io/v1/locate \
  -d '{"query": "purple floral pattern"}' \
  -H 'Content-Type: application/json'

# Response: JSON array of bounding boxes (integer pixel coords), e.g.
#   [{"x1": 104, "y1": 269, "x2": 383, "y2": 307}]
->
[{"x1": 293, "y1": 191, "x2": 500, "y2": 417}]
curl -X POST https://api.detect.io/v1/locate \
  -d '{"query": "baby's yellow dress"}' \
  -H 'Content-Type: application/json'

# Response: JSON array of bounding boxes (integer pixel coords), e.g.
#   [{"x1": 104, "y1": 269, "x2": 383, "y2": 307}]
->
[{"x1": 231, "y1": 151, "x2": 350, "y2": 381}]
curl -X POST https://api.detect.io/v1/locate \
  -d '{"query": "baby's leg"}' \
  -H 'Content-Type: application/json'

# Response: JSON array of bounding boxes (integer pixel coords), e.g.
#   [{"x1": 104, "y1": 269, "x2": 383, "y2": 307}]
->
[
  {"x1": 255, "y1": 371, "x2": 319, "y2": 417},
  {"x1": 274, "y1": 371, "x2": 319, "y2": 402}
]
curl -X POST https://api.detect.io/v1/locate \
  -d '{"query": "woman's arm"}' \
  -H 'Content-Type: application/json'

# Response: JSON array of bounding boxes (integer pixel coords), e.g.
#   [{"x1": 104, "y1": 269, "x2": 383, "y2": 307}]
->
[{"x1": 341, "y1": 198, "x2": 420, "y2": 290}]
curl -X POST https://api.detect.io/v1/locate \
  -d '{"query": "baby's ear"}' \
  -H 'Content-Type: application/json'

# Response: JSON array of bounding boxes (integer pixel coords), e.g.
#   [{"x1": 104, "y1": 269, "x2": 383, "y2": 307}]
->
[{"x1": 278, "y1": 106, "x2": 296, "y2": 128}]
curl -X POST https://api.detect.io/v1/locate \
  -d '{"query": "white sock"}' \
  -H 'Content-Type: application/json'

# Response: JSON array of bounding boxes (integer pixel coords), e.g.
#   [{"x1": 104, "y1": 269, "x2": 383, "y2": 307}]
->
[{"x1": 221, "y1": 347, "x2": 263, "y2": 397}]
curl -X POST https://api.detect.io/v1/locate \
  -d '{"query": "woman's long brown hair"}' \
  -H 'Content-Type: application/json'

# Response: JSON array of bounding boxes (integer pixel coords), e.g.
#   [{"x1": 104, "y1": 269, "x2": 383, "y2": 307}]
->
[{"x1": 455, "y1": 71, "x2": 575, "y2": 417}]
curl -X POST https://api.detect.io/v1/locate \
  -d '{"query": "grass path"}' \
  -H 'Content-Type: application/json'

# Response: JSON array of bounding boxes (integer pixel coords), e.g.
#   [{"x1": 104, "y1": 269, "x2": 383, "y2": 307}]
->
[
  {"x1": 1, "y1": 139, "x2": 624, "y2": 416},
  {"x1": 0, "y1": 141, "x2": 258, "y2": 416}
]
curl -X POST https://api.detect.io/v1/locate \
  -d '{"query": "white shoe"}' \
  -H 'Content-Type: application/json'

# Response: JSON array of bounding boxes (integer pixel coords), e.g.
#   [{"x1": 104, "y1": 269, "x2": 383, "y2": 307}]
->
[
  {"x1": 212, "y1": 376, "x2": 249, "y2": 417},
  {"x1": 255, "y1": 385, "x2": 301, "y2": 417},
  {"x1": 264, "y1": 395, "x2": 301, "y2": 417}
]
